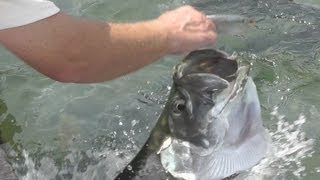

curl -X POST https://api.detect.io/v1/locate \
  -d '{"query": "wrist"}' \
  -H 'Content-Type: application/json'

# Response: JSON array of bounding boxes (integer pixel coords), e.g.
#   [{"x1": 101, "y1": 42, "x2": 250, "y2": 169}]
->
[
  {"x1": 155, "y1": 16, "x2": 183, "y2": 54},
  {"x1": 149, "y1": 19, "x2": 171, "y2": 55}
]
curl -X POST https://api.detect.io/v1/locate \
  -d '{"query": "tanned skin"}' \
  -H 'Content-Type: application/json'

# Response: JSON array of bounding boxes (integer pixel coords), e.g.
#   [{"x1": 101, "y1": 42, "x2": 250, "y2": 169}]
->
[{"x1": 0, "y1": 6, "x2": 216, "y2": 83}]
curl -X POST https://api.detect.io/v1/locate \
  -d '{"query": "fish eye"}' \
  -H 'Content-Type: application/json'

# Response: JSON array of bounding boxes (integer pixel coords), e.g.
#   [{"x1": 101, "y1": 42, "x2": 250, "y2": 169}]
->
[
  {"x1": 176, "y1": 103, "x2": 185, "y2": 111},
  {"x1": 173, "y1": 99, "x2": 186, "y2": 114}
]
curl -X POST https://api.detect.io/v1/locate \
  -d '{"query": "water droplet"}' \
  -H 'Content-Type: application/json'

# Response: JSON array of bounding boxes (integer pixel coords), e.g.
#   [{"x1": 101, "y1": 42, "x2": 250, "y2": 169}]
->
[
  {"x1": 130, "y1": 130, "x2": 135, "y2": 135},
  {"x1": 119, "y1": 121, "x2": 123, "y2": 126},
  {"x1": 258, "y1": 108, "x2": 315, "y2": 177},
  {"x1": 100, "y1": 154, "x2": 107, "y2": 158},
  {"x1": 106, "y1": 141, "x2": 111, "y2": 147},
  {"x1": 131, "y1": 120, "x2": 139, "y2": 127},
  {"x1": 126, "y1": 143, "x2": 133, "y2": 149},
  {"x1": 123, "y1": 131, "x2": 128, "y2": 136}
]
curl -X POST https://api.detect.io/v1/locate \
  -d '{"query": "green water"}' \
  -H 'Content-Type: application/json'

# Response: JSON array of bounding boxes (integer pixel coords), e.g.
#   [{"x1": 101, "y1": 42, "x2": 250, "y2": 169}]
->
[{"x1": 0, "y1": 0, "x2": 319, "y2": 179}]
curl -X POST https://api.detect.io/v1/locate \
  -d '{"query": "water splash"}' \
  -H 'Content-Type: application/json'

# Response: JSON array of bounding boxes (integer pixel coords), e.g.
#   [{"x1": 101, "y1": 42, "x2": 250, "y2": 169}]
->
[
  {"x1": 12, "y1": 106, "x2": 315, "y2": 180},
  {"x1": 17, "y1": 150, "x2": 58, "y2": 180},
  {"x1": 18, "y1": 147, "x2": 135, "y2": 180},
  {"x1": 243, "y1": 107, "x2": 315, "y2": 179}
]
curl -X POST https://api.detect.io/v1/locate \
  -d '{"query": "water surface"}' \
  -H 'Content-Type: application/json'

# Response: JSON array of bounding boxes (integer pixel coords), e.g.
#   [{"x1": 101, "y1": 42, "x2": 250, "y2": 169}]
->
[{"x1": 0, "y1": 0, "x2": 319, "y2": 179}]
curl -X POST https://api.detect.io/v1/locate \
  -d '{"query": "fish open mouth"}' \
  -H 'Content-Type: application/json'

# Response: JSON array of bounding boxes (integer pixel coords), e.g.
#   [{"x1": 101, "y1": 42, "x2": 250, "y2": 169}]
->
[
  {"x1": 174, "y1": 49, "x2": 251, "y2": 117},
  {"x1": 167, "y1": 49, "x2": 252, "y2": 151},
  {"x1": 174, "y1": 49, "x2": 239, "y2": 83}
]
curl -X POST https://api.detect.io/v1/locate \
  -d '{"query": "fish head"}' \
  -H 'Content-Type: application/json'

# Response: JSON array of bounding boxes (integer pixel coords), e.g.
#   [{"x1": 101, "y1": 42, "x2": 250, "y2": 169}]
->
[{"x1": 168, "y1": 49, "x2": 250, "y2": 149}]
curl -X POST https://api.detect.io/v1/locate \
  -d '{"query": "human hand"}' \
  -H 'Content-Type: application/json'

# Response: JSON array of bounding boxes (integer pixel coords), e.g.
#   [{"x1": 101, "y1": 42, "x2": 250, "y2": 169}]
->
[{"x1": 157, "y1": 5, "x2": 217, "y2": 54}]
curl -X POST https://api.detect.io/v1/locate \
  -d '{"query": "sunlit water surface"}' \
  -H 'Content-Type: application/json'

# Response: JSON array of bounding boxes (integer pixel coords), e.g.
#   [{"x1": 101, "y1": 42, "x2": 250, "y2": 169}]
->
[{"x1": 0, "y1": 0, "x2": 319, "y2": 179}]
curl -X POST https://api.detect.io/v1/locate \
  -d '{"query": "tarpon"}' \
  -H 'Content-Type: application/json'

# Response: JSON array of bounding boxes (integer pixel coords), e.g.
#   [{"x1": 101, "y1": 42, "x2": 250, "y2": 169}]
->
[{"x1": 115, "y1": 49, "x2": 269, "y2": 180}]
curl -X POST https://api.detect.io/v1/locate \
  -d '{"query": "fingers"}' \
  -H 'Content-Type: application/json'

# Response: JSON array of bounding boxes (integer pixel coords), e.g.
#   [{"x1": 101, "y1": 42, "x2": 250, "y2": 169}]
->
[
  {"x1": 158, "y1": 5, "x2": 218, "y2": 53},
  {"x1": 178, "y1": 31, "x2": 217, "y2": 53},
  {"x1": 184, "y1": 18, "x2": 216, "y2": 33},
  {"x1": 180, "y1": 6, "x2": 216, "y2": 32},
  {"x1": 206, "y1": 18, "x2": 216, "y2": 32},
  {"x1": 194, "y1": 31, "x2": 217, "y2": 46}
]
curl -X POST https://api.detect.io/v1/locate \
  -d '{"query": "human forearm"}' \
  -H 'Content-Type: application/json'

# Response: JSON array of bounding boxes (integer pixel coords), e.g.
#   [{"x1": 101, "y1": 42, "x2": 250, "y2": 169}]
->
[
  {"x1": 97, "y1": 21, "x2": 169, "y2": 82},
  {"x1": 0, "y1": 6, "x2": 216, "y2": 83},
  {"x1": 0, "y1": 13, "x2": 169, "y2": 83}
]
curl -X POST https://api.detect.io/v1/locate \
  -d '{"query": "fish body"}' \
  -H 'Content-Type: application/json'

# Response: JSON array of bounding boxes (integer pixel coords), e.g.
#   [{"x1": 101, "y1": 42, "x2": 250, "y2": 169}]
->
[{"x1": 115, "y1": 49, "x2": 269, "y2": 180}]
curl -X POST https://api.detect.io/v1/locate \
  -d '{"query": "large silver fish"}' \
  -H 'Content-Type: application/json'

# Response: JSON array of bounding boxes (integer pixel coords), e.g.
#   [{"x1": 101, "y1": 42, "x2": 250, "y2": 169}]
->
[{"x1": 115, "y1": 49, "x2": 269, "y2": 180}]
